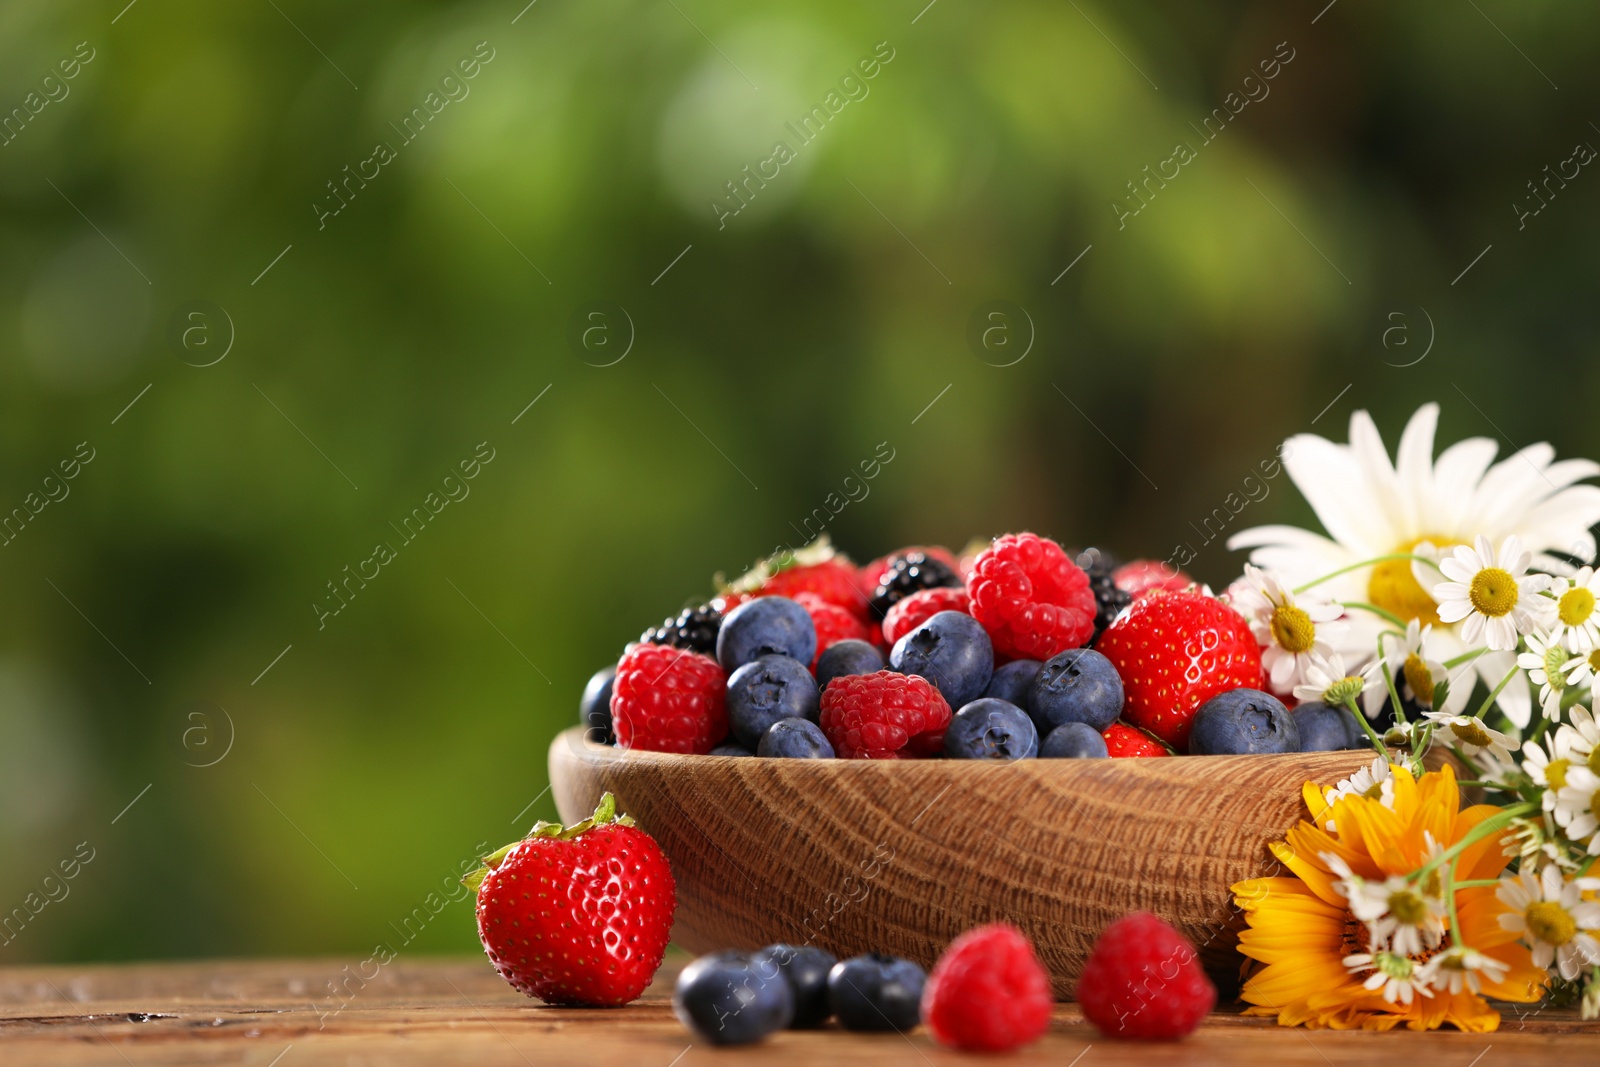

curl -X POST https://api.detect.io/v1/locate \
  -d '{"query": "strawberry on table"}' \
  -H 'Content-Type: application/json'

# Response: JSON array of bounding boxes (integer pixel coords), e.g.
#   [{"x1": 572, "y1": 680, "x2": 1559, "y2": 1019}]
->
[
  {"x1": 1095, "y1": 589, "x2": 1263, "y2": 752},
  {"x1": 468, "y1": 792, "x2": 676, "y2": 1007}
]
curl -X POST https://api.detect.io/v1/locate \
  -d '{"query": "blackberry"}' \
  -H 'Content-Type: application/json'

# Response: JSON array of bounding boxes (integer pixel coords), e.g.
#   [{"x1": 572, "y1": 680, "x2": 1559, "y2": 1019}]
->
[
  {"x1": 869, "y1": 552, "x2": 962, "y2": 619},
  {"x1": 640, "y1": 603, "x2": 723, "y2": 655},
  {"x1": 1076, "y1": 547, "x2": 1130, "y2": 645}
]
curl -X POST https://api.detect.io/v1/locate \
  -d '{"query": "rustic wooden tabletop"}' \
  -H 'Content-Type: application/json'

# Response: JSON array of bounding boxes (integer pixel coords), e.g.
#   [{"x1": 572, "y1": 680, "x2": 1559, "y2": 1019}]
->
[{"x1": 1, "y1": 952, "x2": 1594, "y2": 1066}]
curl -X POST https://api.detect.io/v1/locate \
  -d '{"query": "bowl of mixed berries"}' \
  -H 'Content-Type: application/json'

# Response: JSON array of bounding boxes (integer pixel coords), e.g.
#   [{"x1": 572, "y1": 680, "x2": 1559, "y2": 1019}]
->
[{"x1": 548, "y1": 532, "x2": 1385, "y2": 993}]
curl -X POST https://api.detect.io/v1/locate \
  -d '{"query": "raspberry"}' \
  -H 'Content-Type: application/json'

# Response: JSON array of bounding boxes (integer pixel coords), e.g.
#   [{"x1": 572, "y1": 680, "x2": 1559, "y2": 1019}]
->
[
  {"x1": 794, "y1": 592, "x2": 873, "y2": 669},
  {"x1": 1095, "y1": 589, "x2": 1263, "y2": 752},
  {"x1": 819, "y1": 670, "x2": 951, "y2": 759},
  {"x1": 1076, "y1": 912, "x2": 1215, "y2": 1041},
  {"x1": 610, "y1": 643, "x2": 727, "y2": 754},
  {"x1": 922, "y1": 924, "x2": 1052, "y2": 1052},
  {"x1": 1102, "y1": 722, "x2": 1169, "y2": 758},
  {"x1": 1112, "y1": 560, "x2": 1193, "y2": 598},
  {"x1": 759, "y1": 559, "x2": 869, "y2": 618},
  {"x1": 966, "y1": 533, "x2": 1096, "y2": 660},
  {"x1": 882, "y1": 587, "x2": 971, "y2": 646}
]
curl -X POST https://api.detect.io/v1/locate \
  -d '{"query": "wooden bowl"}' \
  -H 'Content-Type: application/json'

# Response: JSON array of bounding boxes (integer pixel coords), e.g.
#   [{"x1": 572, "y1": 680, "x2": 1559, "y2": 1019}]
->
[{"x1": 548, "y1": 727, "x2": 1380, "y2": 998}]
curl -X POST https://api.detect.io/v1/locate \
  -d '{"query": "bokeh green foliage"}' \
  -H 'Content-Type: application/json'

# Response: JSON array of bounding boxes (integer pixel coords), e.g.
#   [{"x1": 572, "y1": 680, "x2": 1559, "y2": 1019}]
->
[{"x1": 2, "y1": 0, "x2": 1598, "y2": 961}]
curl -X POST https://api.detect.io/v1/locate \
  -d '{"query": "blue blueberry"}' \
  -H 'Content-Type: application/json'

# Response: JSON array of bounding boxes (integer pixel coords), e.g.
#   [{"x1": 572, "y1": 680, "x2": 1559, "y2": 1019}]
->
[
  {"x1": 889, "y1": 610, "x2": 994, "y2": 709},
  {"x1": 579, "y1": 663, "x2": 616, "y2": 744},
  {"x1": 673, "y1": 951, "x2": 794, "y2": 1045},
  {"x1": 753, "y1": 944, "x2": 837, "y2": 1028},
  {"x1": 816, "y1": 639, "x2": 885, "y2": 692},
  {"x1": 1029, "y1": 648, "x2": 1124, "y2": 734},
  {"x1": 983, "y1": 659, "x2": 1041, "y2": 710},
  {"x1": 726, "y1": 655, "x2": 820, "y2": 749},
  {"x1": 1291, "y1": 701, "x2": 1366, "y2": 751},
  {"x1": 710, "y1": 741, "x2": 754, "y2": 757},
  {"x1": 1189, "y1": 688, "x2": 1301, "y2": 755},
  {"x1": 717, "y1": 597, "x2": 817, "y2": 672},
  {"x1": 943, "y1": 698, "x2": 1038, "y2": 760},
  {"x1": 1039, "y1": 722, "x2": 1109, "y2": 758},
  {"x1": 827, "y1": 953, "x2": 926, "y2": 1032},
  {"x1": 757, "y1": 717, "x2": 835, "y2": 759}
]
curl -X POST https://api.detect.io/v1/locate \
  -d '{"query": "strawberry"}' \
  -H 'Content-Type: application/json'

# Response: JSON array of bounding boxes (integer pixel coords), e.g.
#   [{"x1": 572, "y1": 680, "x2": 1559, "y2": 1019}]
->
[
  {"x1": 1112, "y1": 560, "x2": 1193, "y2": 598},
  {"x1": 1095, "y1": 589, "x2": 1263, "y2": 752},
  {"x1": 1102, "y1": 722, "x2": 1170, "y2": 758},
  {"x1": 469, "y1": 793, "x2": 676, "y2": 1006},
  {"x1": 759, "y1": 559, "x2": 868, "y2": 618}
]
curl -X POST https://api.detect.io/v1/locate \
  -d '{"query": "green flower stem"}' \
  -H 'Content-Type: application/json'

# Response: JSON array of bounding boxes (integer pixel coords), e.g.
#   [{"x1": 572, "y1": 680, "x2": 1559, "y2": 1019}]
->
[
  {"x1": 1336, "y1": 601, "x2": 1409, "y2": 629},
  {"x1": 1344, "y1": 697, "x2": 1391, "y2": 757},
  {"x1": 1376, "y1": 631, "x2": 1408, "y2": 727},
  {"x1": 1452, "y1": 878, "x2": 1504, "y2": 889},
  {"x1": 1293, "y1": 554, "x2": 1443, "y2": 594},
  {"x1": 1443, "y1": 857, "x2": 1465, "y2": 945},
  {"x1": 1443, "y1": 647, "x2": 1490, "y2": 669},
  {"x1": 1473, "y1": 666, "x2": 1520, "y2": 721},
  {"x1": 1408, "y1": 802, "x2": 1538, "y2": 884}
]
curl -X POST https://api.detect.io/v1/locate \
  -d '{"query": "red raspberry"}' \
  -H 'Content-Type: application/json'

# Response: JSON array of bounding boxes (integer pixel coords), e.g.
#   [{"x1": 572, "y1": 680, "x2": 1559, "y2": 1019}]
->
[
  {"x1": 1095, "y1": 589, "x2": 1263, "y2": 752},
  {"x1": 1112, "y1": 560, "x2": 1193, "y2": 598},
  {"x1": 1102, "y1": 722, "x2": 1169, "y2": 758},
  {"x1": 922, "y1": 923, "x2": 1052, "y2": 1052},
  {"x1": 1077, "y1": 912, "x2": 1215, "y2": 1041},
  {"x1": 856, "y1": 545, "x2": 960, "y2": 602},
  {"x1": 819, "y1": 670, "x2": 951, "y2": 759},
  {"x1": 759, "y1": 559, "x2": 869, "y2": 618},
  {"x1": 610, "y1": 643, "x2": 727, "y2": 754},
  {"x1": 965, "y1": 533, "x2": 1096, "y2": 659},
  {"x1": 794, "y1": 592, "x2": 874, "y2": 668},
  {"x1": 882, "y1": 587, "x2": 971, "y2": 646}
]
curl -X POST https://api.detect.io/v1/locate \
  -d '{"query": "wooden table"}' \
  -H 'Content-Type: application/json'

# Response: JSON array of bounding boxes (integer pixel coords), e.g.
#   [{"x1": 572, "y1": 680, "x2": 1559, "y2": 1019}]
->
[{"x1": 2, "y1": 953, "x2": 1594, "y2": 1065}]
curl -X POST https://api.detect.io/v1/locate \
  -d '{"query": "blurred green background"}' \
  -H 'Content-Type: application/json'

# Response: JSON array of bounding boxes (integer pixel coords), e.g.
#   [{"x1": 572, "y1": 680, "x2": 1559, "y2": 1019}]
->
[{"x1": 3, "y1": 0, "x2": 1598, "y2": 963}]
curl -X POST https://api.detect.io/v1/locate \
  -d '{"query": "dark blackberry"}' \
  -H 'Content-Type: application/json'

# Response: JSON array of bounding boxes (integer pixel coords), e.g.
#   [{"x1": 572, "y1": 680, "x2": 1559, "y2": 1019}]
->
[
  {"x1": 640, "y1": 603, "x2": 723, "y2": 655},
  {"x1": 1076, "y1": 547, "x2": 1130, "y2": 645},
  {"x1": 869, "y1": 552, "x2": 962, "y2": 619}
]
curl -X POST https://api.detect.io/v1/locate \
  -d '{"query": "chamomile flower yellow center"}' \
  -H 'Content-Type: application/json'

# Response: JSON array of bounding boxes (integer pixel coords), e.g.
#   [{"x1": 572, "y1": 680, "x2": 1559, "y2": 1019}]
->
[
  {"x1": 1402, "y1": 653, "x2": 1435, "y2": 706},
  {"x1": 1524, "y1": 901, "x2": 1577, "y2": 946},
  {"x1": 1590, "y1": 748, "x2": 1600, "y2": 776},
  {"x1": 1270, "y1": 604, "x2": 1316, "y2": 653},
  {"x1": 1468, "y1": 567, "x2": 1519, "y2": 617},
  {"x1": 1559, "y1": 586, "x2": 1596, "y2": 626},
  {"x1": 1386, "y1": 886, "x2": 1431, "y2": 925},
  {"x1": 1545, "y1": 758, "x2": 1571, "y2": 791},
  {"x1": 1368, "y1": 537, "x2": 1456, "y2": 626},
  {"x1": 1449, "y1": 719, "x2": 1493, "y2": 748}
]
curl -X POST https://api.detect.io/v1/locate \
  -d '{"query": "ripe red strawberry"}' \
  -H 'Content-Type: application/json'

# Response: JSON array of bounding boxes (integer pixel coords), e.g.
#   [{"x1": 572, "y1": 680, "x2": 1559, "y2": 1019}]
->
[
  {"x1": 1076, "y1": 912, "x2": 1215, "y2": 1040},
  {"x1": 922, "y1": 923, "x2": 1052, "y2": 1052},
  {"x1": 1102, "y1": 722, "x2": 1170, "y2": 758},
  {"x1": 882, "y1": 586, "x2": 971, "y2": 646},
  {"x1": 857, "y1": 545, "x2": 960, "y2": 602},
  {"x1": 611, "y1": 643, "x2": 727, "y2": 754},
  {"x1": 759, "y1": 559, "x2": 869, "y2": 618},
  {"x1": 1112, "y1": 560, "x2": 1193, "y2": 598},
  {"x1": 470, "y1": 792, "x2": 676, "y2": 1007},
  {"x1": 711, "y1": 591, "x2": 749, "y2": 614},
  {"x1": 819, "y1": 669, "x2": 951, "y2": 759},
  {"x1": 794, "y1": 592, "x2": 874, "y2": 668},
  {"x1": 1095, "y1": 589, "x2": 1263, "y2": 752},
  {"x1": 966, "y1": 533, "x2": 1096, "y2": 659}
]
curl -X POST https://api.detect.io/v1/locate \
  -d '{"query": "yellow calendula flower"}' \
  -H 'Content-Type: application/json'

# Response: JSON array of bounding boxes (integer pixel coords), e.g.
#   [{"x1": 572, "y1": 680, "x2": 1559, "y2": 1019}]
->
[{"x1": 1232, "y1": 762, "x2": 1547, "y2": 1031}]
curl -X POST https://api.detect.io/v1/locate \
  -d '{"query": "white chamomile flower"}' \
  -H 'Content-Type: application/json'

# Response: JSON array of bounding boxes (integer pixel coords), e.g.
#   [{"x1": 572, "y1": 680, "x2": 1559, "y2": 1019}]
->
[
  {"x1": 1365, "y1": 619, "x2": 1466, "y2": 719},
  {"x1": 1228, "y1": 564, "x2": 1345, "y2": 696},
  {"x1": 1418, "y1": 944, "x2": 1509, "y2": 996},
  {"x1": 1433, "y1": 535, "x2": 1555, "y2": 652},
  {"x1": 1523, "y1": 730, "x2": 1586, "y2": 814},
  {"x1": 1552, "y1": 766, "x2": 1600, "y2": 849},
  {"x1": 1563, "y1": 705, "x2": 1600, "y2": 765},
  {"x1": 1549, "y1": 567, "x2": 1600, "y2": 654},
  {"x1": 1321, "y1": 756, "x2": 1396, "y2": 829},
  {"x1": 1518, "y1": 630, "x2": 1573, "y2": 720},
  {"x1": 1421, "y1": 710, "x2": 1516, "y2": 765},
  {"x1": 1344, "y1": 950, "x2": 1433, "y2": 1005},
  {"x1": 1294, "y1": 650, "x2": 1382, "y2": 708},
  {"x1": 1339, "y1": 871, "x2": 1448, "y2": 958},
  {"x1": 1496, "y1": 864, "x2": 1600, "y2": 981}
]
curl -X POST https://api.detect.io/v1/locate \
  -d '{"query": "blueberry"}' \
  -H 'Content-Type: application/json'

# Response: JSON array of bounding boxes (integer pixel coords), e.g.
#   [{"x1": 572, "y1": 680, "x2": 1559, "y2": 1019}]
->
[
  {"x1": 710, "y1": 741, "x2": 755, "y2": 757},
  {"x1": 816, "y1": 639, "x2": 885, "y2": 692},
  {"x1": 982, "y1": 659, "x2": 1041, "y2": 710},
  {"x1": 1039, "y1": 722, "x2": 1109, "y2": 758},
  {"x1": 1029, "y1": 648, "x2": 1123, "y2": 734},
  {"x1": 827, "y1": 953, "x2": 926, "y2": 1032},
  {"x1": 943, "y1": 698, "x2": 1038, "y2": 760},
  {"x1": 1291, "y1": 700, "x2": 1366, "y2": 751},
  {"x1": 889, "y1": 611, "x2": 994, "y2": 709},
  {"x1": 717, "y1": 597, "x2": 817, "y2": 672},
  {"x1": 757, "y1": 717, "x2": 835, "y2": 759},
  {"x1": 726, "y1": 655, "x2": 819, "y2": 749},
  {"x1": 1189, "y1": 688, "x2": 1301, "y2": 755},
  {"x1": 673, "y1": 951, "x2": 794, "y2": 1045},
  {"x1": 579, "y1": 663, "x2": 616, "y2": 744},
  {"x1": 753, "y1": 944, "x2": 837, "y2": 1028}
]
